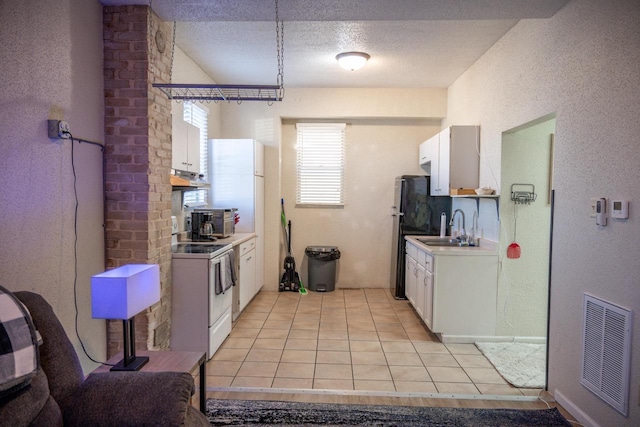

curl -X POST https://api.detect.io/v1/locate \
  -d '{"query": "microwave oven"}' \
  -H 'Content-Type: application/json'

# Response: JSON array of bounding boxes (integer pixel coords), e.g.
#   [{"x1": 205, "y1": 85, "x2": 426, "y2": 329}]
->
[{"x1": 193, "y1": 208, "x2": 236, "y2": 238}]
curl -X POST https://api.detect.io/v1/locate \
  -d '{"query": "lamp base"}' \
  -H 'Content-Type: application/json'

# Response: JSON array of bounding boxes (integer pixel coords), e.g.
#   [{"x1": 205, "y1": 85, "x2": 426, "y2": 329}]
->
[{"x1": 110, "y1": 355, "x2": 149, "y2": 371}]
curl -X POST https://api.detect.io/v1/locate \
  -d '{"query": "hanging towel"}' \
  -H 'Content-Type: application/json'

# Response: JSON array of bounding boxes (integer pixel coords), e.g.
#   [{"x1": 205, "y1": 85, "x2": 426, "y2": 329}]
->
[
  {"x1": 216, "y1": 252, "x2": 236, "y2": 295},
  {"x1": 226, "y1": 252, "x2": 237, "y2": 288},
  {"x1": 215, "y1": 256, "x2": 225, "y2": 295}
]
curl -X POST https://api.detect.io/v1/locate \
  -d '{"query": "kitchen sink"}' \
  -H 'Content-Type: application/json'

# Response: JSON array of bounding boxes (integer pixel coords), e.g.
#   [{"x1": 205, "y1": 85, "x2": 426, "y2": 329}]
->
[{"x1": 417, "y1": 238, "x2": 471, "y2": 247}]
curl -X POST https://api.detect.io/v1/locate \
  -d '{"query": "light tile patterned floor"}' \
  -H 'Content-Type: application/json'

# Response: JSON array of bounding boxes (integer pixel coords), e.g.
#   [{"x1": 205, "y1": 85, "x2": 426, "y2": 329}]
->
[{"x1": 206, "y1": 289, "x2": 539, "y2": 396}]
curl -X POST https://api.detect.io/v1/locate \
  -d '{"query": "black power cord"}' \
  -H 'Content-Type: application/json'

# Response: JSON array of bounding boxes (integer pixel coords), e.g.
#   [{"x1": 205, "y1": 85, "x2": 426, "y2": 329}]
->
[{"x1": 68, "y1": 134, "x2": 114, "y2": 367}]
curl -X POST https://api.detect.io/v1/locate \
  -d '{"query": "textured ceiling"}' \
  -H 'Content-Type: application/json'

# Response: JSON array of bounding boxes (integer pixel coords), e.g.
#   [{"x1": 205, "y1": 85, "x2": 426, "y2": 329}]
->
[{"x1": 100, "y1": 0, "x2": 569, "y2": 88}]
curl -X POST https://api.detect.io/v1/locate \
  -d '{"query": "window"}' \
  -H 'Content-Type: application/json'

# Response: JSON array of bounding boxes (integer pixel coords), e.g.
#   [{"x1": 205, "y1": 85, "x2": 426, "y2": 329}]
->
[
  {"x1": 295, "y1": 123, "x2": 346, "y2": 206},
  {"x1": 182, "y1": 102, "x2": 208, "y2": 206}
]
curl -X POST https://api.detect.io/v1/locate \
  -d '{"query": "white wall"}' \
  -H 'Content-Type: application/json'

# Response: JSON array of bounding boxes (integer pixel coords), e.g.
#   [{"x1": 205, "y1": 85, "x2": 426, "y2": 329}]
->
[
  {"x1": 0, "y1": 0, "x2": 106, "y2": 373},
  {"x1": 499, "y1": 118, "x2": 554, "y2": 337},
  {"x1": 219, "y1": 88, "x2": 447, "y2": 290},
  {"x1": 445, "y1": 0, "x2": 640, "y2": 424},
  {"x1": 281, "y1": 119, "x2": 437, "y2": 288}
]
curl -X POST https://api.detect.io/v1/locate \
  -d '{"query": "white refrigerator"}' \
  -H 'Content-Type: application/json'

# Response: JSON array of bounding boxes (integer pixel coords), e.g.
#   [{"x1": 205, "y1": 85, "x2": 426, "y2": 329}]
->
[{"x1": 210, "y1": 139, "x2": 264, "y2": 299}]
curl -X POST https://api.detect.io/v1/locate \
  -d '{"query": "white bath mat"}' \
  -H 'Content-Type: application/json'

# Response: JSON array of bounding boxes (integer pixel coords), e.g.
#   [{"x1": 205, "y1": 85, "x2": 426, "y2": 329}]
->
[{"x1": 475, "y1": 342, "x2": 546, "y2": 388}]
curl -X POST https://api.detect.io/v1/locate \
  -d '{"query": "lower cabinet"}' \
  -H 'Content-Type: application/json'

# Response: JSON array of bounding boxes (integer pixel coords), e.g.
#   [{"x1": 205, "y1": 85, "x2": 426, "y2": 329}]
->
[
  {"x1": 238, "y1": 237, "x2": 257, "y2": 313},
  {"x1": 405, "y1": 239, "x2": 498, "y2": 338}
]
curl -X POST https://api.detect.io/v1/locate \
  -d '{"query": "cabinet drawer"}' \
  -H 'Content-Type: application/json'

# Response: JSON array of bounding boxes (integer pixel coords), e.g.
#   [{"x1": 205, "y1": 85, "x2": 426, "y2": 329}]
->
[
  {"x1": 417, "y1": 249, "x2": 426, "y2": 267},
  {"x1": 423, "y1": 253, "x2": 434, "y2": 273},
  {"x1": 405, "y1": 242, "x2": 417, "y2": 259},
  {"x1": 239, "y1": 238, "x2": 256, "y2": 256},
  {"x1": 417, "y1": 250, "x2": 434, "y2": 272}
]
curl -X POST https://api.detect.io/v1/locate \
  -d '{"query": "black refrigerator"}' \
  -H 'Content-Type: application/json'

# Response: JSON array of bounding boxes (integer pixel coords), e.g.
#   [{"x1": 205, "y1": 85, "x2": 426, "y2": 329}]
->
[{"x1": 390, "y1": 175, "x2": 452, "y2": 299}]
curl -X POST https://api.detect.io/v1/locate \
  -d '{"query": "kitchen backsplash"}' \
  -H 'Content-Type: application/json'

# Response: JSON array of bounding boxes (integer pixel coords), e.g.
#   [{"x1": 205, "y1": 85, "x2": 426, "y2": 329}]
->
[
  {"x1": 172, "y1": 190, "x2": 187, "y2": 232},
  {"x1": 450, "y1": 197, "x2": 500, "y2": 244}
]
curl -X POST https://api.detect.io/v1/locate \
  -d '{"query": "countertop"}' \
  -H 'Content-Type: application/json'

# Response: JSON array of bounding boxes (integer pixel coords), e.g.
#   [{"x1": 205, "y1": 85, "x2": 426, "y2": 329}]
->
[
  {"x1": 405, "y1": 235, "x2": 498, "y2": 256},
  {"x1": 177, "y1": 232, "x2": 256, "y2": 247},
  {"x1": 213, "y1": 232, "x2": 256, "y2": 247}
]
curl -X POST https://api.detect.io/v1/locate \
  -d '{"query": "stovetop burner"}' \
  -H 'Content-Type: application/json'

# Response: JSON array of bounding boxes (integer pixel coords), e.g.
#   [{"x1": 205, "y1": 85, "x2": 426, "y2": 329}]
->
[
  {"x1": 171, "y1": 242, "x2": 233, "y2": 259},
  {"x1": 172, "y1": 244, "x2": 227, "y2": 254}
]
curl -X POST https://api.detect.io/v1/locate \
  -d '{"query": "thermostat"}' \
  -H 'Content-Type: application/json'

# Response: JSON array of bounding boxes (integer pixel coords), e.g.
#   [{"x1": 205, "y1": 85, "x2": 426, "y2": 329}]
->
[{"x1": 611, "y1": 199, "x2": 629, "y2": 219}]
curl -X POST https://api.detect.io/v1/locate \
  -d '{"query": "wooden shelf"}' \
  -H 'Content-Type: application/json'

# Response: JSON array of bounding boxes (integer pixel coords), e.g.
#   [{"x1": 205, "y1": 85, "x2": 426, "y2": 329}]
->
[{"x1": 451, "y1": 194, "x2": 499, "y2": 198}]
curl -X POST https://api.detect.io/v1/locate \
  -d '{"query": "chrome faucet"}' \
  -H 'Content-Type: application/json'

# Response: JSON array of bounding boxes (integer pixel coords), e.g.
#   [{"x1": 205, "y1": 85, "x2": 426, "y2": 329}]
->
[{"x1": 449, "y1": 209, "x2": 466, "y2": 241}]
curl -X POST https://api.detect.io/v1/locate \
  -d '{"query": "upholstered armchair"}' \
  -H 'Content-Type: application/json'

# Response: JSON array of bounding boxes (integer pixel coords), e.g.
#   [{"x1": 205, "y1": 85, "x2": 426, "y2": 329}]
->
[{"x1": 0, "y1": 290, "x2": 209, "y2": 426}]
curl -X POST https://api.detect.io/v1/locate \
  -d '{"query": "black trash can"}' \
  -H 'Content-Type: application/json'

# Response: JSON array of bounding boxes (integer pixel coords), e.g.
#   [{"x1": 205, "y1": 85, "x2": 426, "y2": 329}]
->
[{"x1": 305, "y1": 246, "x2": 341, "y2": 292}]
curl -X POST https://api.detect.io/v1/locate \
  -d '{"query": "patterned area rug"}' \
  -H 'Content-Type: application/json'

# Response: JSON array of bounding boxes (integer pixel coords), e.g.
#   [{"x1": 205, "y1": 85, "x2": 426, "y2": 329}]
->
[
  {"x1": 206, "y1": 399, "x2": 571, "y2": 426},
  {"x1": 475, "y1": 342, "x2": 546, "y2": 388}
]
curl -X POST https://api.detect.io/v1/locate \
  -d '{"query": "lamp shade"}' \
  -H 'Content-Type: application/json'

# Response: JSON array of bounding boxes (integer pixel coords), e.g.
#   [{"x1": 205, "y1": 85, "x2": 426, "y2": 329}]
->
[
  {"x1": 336, "y1": 51, "x2": 370, "y2": 71},
  {"x1": 91, "y1": 264, "x2": 160, "y2": 320}
]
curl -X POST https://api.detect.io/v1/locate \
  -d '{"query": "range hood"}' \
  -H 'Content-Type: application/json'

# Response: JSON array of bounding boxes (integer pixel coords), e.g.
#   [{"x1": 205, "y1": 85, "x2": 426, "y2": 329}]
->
[{"x1": 170, "y1": 169, "x2": 209, "y2": 189}]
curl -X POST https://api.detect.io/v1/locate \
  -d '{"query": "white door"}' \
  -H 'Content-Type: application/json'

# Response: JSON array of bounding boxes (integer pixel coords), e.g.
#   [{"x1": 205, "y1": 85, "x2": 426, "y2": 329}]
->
[
  {"x1": 186, "y1": 123, "x2": 200, "y2": 174},
  {"x1": 239, "y1": 248, "x2": 256, "y2": 312},
  {"x1": 405, "y1": 255, "x2": 417, "y2": 306}
]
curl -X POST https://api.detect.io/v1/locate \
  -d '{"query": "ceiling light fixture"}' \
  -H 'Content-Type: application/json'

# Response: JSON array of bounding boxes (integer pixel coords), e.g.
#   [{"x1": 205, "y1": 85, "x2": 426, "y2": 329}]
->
[{"x1": 335, "y1": 51, "x2": 370, "y2": 71}]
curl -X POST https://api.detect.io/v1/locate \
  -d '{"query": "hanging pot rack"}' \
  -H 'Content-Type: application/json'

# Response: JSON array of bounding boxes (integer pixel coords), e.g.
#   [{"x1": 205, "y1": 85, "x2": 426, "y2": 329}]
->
[
  {"x1": 152, "y1": 0, "x2": 284, "y2": 104},
  {"x1": 153, "y1": 83, "x2": 283, "y2": 103}
]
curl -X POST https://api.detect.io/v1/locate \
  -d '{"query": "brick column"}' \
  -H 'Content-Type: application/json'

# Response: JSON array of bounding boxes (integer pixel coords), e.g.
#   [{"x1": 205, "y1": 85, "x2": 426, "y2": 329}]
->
[{"x1": 103, "y1": 5, "x2": 173, "y2": 356}]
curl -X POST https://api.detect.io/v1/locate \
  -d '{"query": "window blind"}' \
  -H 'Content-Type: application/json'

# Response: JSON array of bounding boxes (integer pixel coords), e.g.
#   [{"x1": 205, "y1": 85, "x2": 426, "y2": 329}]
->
[
  {"x1": 182, "y1": 102, "x2": 209, "y2": 206},
  {"x1": 295, "y1": 123, "x2": 346, "y2": 206}
]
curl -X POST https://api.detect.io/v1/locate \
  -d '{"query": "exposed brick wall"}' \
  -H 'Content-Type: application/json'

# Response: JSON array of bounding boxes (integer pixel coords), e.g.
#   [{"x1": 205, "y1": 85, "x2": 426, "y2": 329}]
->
[{"x1": 103, "y1": 5, "x2": 173, "y2": 357}]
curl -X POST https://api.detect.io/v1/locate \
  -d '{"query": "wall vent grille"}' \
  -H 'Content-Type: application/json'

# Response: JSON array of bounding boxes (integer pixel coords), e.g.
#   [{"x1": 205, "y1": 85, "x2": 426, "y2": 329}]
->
[{"x1": 581, "y1": 293, "x2": 632, "y2": 416}]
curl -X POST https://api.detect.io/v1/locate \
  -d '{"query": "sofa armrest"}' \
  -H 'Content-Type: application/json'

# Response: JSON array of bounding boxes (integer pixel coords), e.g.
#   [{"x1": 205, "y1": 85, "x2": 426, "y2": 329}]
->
[{"x1": 64, "y1": 371, "x2": 197, "y2": 427}]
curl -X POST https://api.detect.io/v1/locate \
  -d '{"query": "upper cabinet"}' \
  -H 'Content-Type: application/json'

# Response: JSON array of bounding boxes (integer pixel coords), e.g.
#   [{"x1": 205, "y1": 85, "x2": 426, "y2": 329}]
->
[
  {"x1": 419, "y1": 125, "x2": 480, "y2": 196},
  {"x1": 172, "y1": 107, "x2": 201, "y2": 174},
  {"x1": 418, "y1": 138, "x2": 431, "y2": 165}
]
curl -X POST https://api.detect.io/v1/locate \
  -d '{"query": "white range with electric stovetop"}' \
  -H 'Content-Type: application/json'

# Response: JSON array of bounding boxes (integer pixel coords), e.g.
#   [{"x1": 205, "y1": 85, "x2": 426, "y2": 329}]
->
[{"x1": 170, "y1": 241, "x2": 235, "y2": 359}]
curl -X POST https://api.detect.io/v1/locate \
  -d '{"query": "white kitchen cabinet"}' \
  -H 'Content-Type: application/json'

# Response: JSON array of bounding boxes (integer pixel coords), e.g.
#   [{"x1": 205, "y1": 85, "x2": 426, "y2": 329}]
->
[
  {"x1": 172, "y1": 105, "x2": 201, "y2": 173},
  {"x1": 418, "y1": 137, "x2": 431, "y2": 165},
  {"x1": 420, "y1": 126, "x2": 479, "y2": 196},
  {"x1": 238, "y1": 237, "x2": 257, "y2": 313},
  {"x1": 430, "y1": 252, "x2": 497, "y2": 337},
  {"x1": 419, "y1": 251, "x2": 435, "y2": 329},
  {"x1": 405, "y1": 249, "x2": 417, "y2": 306},
  {"x1": 405, "y1": 237, "x2": 498, "y2": 339}
]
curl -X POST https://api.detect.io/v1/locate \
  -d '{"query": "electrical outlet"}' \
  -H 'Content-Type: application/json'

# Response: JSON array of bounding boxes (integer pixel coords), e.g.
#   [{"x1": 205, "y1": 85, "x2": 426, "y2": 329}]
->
[
  {"x1": 58, "y1": 120, "x2": 71, "y2": 139},
  {"x1": 47, "y1": 119, "x2": 71, "y2": 140},
  {"x1": 589, "y1": 198, "x2": 599, "y2": 218}
]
